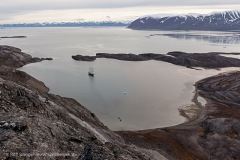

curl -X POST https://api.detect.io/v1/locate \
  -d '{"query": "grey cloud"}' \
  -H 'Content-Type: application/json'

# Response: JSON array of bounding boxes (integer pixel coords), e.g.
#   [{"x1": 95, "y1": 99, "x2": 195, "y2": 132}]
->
[
  {"x1": 1, "y1": 0, "x2": 240, "y2": 12},
  {"x1": 0, "y1": 0, "x2": 240, "y2": 23},
  {"x1": 75, "y1": 18, "x2": 85, "y2": 22}
]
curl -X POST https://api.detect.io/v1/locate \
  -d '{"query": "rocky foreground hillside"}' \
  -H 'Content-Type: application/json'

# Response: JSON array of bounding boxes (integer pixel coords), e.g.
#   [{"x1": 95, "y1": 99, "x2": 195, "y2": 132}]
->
[
  {"x1": 128, "y1": 10, "x2": 240, "y2": 31},
  {"x1": 0, "y1": 46, "x2": 167, "y2": 160}
]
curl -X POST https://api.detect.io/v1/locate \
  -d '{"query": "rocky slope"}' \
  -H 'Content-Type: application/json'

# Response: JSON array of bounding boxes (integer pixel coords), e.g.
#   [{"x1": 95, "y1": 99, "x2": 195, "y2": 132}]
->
[
  {"x1": 128, "y1": 10, "x2": 240, "y2": 31},
  {"x1": 0, "y1": 45, "x2": 167, "y2": 159},
  {"x1": 72, "y1": 52, "x2": 240, "y2": 69}
]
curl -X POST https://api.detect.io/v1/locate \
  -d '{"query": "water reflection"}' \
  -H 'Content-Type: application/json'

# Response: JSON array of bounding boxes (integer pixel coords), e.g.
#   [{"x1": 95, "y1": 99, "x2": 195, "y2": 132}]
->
[{"x1": 150, "y1": 33, "x2": 240, "y2": 44}]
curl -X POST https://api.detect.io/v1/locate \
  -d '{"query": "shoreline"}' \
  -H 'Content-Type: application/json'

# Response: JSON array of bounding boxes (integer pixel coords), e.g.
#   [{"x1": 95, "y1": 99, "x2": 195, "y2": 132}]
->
[
  {"x1": 118, "y1": 70, "x2": 240, "y2": 159},
  {"x1": 2, "y1": 45, "x2": 240, "y2": 159},
  {"x1": 178, "y1": 89, "x2": 205, "y2": 124}
]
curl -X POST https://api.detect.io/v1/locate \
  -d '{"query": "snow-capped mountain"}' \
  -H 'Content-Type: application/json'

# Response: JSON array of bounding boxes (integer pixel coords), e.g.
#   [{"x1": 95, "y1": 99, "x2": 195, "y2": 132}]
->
[
  {"x1": 0, "y1": 21, "x2": 130, "y2": 27},
  {"x1": 128, "y1": 10, "x2": 240, "y2": 31}
]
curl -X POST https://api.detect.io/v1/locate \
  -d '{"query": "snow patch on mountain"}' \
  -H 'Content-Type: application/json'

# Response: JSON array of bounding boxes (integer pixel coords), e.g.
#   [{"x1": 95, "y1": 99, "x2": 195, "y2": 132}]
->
[{"x1": 128, "y1": 10, "x2": 240, "y2": 31}]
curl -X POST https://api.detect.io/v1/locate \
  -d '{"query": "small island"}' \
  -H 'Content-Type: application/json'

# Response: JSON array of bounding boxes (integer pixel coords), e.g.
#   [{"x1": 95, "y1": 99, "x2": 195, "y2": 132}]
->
[{"x1": 0, "y1": 36, "x2": 27, "y2": 39}]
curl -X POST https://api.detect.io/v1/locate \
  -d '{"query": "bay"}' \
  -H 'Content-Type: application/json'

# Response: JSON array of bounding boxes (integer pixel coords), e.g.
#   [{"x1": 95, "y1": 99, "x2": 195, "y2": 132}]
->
[{"x1": 1, "y1": 27, "x2": 239, "y2": 130}]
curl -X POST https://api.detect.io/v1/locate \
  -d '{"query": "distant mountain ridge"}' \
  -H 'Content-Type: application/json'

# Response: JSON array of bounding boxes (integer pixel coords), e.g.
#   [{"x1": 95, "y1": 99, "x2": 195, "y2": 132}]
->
[
  {"x1": 128, "y1": 10, "x2": 240, "y2": 31},
  {"x1": 0, "y1": 21, "x2": 130, "y2": 27}
]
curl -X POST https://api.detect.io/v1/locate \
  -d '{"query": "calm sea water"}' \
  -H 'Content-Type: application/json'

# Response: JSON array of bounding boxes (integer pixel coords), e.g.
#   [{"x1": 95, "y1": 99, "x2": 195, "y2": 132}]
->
[{"x1": 1, "y1": 27, "x2": 240, "y2": 130}]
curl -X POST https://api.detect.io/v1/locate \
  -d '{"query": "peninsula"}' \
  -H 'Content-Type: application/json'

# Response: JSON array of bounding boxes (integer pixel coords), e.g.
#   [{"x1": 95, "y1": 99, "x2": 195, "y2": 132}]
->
[{"x1": 72, "y1": 52, "x2": 240, "y2": 69}]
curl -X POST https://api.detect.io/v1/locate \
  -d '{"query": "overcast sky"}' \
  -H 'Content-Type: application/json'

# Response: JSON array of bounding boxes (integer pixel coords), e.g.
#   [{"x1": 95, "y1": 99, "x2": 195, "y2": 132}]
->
[{"x1": 1, "y1": 0, "x2": 240, "y2": 23}]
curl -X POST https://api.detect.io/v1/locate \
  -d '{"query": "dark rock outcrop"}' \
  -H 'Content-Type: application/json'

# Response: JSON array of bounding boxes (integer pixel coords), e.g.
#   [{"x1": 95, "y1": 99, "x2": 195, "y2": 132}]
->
[
  {"x1": 72, "y1": 55, "x2": 96, "y2": 61},
  {"x1": 73, "y1": 52, "x2": 240, "y2": 69},
  {"x1": 0, "y1": 36, "x2": 26, "y2": 39},
  {"x1": 96, "y1": 53, "x2": 147, "y2": 61},
  {"x1": 161, "y1": 52, "x2": 240, "y2": 68},
  {"x1": 0, "y1": 45, "x2": 52, "y2": 68},
  {"x1": 41, "y1": 57, "x2": 53, "y2": 61}
]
